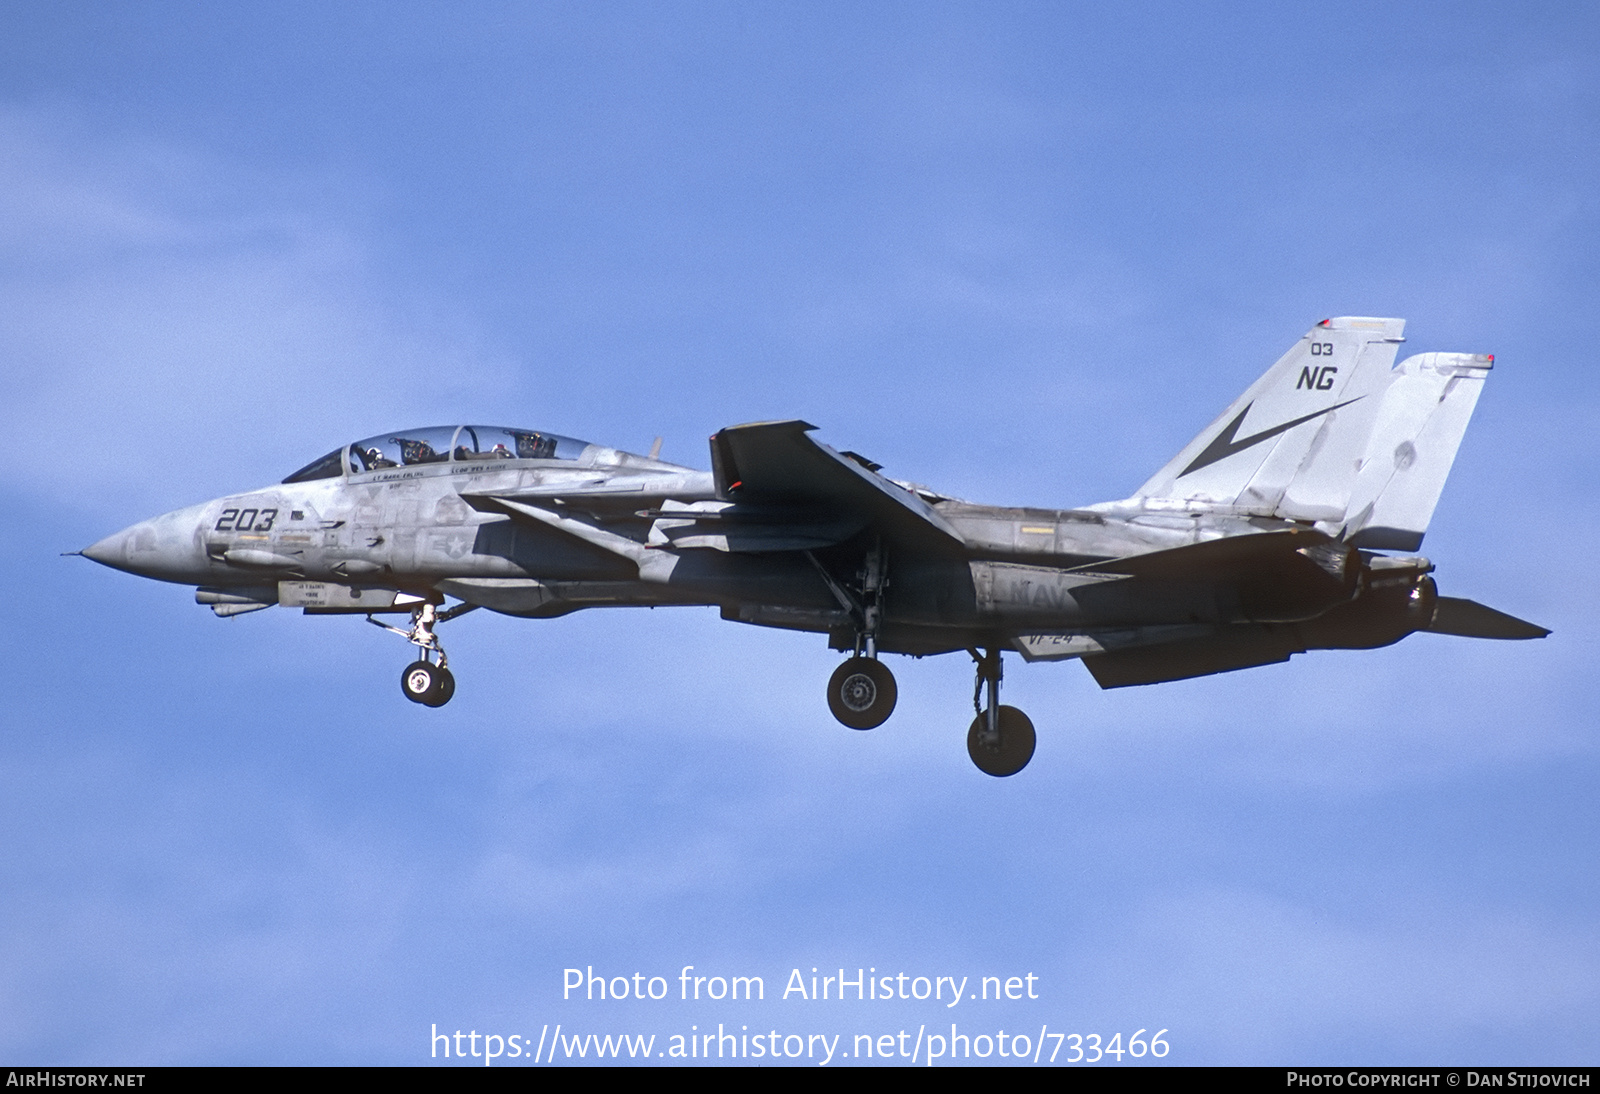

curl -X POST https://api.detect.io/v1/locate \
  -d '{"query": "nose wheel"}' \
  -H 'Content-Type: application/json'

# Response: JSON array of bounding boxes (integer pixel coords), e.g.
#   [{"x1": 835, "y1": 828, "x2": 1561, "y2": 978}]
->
[
  {"x1": 370, "y1": 599, "x2": 475, "y2": 708},
  {"x1": 402, "y1": 659, "x2": 455, "y2": 707},
  {"x1": 827, "y1": 657, "x2": 897, "y2": 729}
]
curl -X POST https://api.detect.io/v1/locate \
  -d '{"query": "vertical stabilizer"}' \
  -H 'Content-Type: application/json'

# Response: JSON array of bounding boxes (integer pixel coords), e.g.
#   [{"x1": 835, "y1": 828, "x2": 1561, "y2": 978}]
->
[
  {"x1": 1135, "y1": 317, "x2": 1407, "y2": 518},
  {"x1": 1337, "y1": 352, "x2": 1493, "y2": 551}
]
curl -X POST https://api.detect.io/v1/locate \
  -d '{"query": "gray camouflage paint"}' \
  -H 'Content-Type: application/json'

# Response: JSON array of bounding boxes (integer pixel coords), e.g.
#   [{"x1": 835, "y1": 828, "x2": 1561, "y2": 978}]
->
[{"x1": 81, "y1": 318, "x2": 1546, "y2": 694}]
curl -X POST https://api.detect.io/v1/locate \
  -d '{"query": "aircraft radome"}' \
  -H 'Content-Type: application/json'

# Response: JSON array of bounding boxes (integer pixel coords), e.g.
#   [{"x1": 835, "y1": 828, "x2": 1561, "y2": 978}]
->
[{"x1": 78, "y1": 317, "x2": 1548, "y2": 776}]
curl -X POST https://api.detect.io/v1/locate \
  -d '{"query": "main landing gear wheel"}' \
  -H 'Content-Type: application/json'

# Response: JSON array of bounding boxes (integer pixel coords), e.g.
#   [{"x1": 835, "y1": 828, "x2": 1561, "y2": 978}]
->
[
  {"x1": 401, "y1": 660, "x2": 455, "y2": 707},
  {"x1": 966, "y1": 646, "x2": 1033, "y2": 776},
  {"x1": 967, "y1": 705, "x2": 1035, "y2": 777},
  {"x1": 827, "y1": 657, "x2": 897, "y2": 730}
]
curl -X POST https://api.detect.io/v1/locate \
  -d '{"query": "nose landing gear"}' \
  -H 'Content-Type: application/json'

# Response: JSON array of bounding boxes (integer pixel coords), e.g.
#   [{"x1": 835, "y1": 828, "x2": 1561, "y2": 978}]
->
[
  {"x1": 966, "y1": 647, "x2": 1035, "y2": 777},
  {"x1": 369, "y1": 600, "x2": 475, "y2": 707}
]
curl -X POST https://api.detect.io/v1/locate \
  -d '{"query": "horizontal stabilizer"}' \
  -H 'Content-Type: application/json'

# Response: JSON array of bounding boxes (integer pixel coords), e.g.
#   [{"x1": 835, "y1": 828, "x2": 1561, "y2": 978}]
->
[
  {"x1": 1081, "y1": 626, "x2": 1300, "y2": 688},
  {"x1": 1071, "y1": 528, "x2": 1337, "y2": 580},
  {"x1": 1427, "y1": 597, "x2": 1549, "y2": 640}
]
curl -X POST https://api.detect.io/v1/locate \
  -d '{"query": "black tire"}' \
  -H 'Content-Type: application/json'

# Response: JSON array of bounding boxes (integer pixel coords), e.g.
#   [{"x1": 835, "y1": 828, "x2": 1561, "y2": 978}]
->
[
  {"x1": 966, "y1": 705, "x2": 1036, "y2": 777},
  {"x1": 401, "y1": 660, "x2": 442, "y2": 705},
  {"x1": 421, "y1": 666, "x2": 455, "y2": 708},
  {"x1": 827, "y1": 657, "x2": 897, "y2": 730}
]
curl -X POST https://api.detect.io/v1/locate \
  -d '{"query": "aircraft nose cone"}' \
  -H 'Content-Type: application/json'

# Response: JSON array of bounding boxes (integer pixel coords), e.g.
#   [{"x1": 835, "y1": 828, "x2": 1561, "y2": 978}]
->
[
  {"x1": 79, "y1": 506, "x2": 212, "y2": 582},
  {"x1": 81, "y1": 528, "x2": 133, "y2": 570}
]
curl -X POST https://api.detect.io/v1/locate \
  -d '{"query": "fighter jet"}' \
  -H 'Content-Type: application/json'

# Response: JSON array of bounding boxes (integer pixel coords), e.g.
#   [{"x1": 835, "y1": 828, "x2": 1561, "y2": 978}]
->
[{"x1": 79, "y1": 317, "x2": 1546, "y2": 775}]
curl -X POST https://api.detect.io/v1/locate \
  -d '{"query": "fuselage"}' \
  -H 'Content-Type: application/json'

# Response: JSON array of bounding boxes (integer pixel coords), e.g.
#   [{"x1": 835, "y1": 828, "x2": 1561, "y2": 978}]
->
[
  {"x1": 82, "y1": 422, "x2": 1371, "y2": 657},
  {"x1": 75, "y1": 319, "x2": 1546, "y2": 774}
]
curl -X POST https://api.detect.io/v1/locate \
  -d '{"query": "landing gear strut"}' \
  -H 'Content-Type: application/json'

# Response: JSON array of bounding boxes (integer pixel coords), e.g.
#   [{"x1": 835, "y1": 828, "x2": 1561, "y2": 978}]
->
[
  {"x1": 966, "y1": 647, "x2": 1035, "y2": 777},
  {"x1": 370, "y1": 600, "x2": 475, "y2": 707},
  {"x1": 821, "y1": 540, "x2": 897, "y2": 729}
]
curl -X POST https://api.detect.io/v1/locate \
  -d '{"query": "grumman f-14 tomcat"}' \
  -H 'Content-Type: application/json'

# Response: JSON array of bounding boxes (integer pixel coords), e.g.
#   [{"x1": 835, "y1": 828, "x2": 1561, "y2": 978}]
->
[{"x1": 79, "y1": 317, "x2": 1547, "y2": 776}]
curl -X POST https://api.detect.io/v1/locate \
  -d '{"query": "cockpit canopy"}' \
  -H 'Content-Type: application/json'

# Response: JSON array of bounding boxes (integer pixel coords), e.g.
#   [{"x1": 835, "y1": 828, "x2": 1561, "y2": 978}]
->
[{"x1": 283, "y1": 425, "x2": 593, "y2": 483}]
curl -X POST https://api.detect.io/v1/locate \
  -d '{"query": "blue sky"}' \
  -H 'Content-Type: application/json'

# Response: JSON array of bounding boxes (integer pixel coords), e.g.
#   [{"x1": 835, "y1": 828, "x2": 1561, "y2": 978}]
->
[{"x1": 2, "y1": 1, "x2": 1596, "y2": 1065}]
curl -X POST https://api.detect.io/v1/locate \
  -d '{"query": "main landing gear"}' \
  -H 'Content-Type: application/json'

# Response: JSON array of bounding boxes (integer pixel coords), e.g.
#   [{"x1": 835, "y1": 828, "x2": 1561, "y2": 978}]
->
[
  {"x1": 814, "y1": 543, "x2": 1033, "y2": 774},
  {"x1": 824, "y1": 644, "x2": 1036, "y2": 776},
  {"x1": 828, "y1": 656, "x2": 897, "y2": 729},
  {"x1": 966, "y1": 647, "x2": 1035, "y2": 777},
  {"x1": 823, "y1": 540, "x2": 898, "y2": 729},
  {"x1": 369, "y1": 600, "x2": 476, "y2": 708}
]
